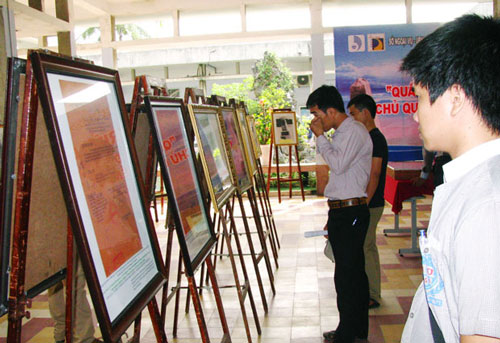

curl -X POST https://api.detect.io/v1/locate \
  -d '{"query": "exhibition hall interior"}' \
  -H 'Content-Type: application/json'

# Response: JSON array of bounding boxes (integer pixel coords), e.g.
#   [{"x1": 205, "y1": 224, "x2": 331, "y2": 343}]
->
[{"x1": 0, "y1": 0, "x2": 498, "y2": 342}]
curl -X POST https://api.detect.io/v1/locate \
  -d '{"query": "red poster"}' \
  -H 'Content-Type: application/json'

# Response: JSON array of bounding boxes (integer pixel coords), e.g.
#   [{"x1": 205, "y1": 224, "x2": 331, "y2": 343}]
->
[
  {"x1": 155, "y1": 108, "x2": 205, "y2": 236},
  {"x1": 60, "y1": 80, "x2": 142, "y2": 276}
]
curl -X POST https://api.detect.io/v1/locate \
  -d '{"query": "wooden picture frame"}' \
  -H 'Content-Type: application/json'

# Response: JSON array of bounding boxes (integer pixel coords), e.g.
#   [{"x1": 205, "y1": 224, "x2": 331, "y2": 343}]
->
[
  {"x1": 235, "y1": 107, "x2": 258, "y2": 176},
  {"x1": 272, "y1": 110, "x2": 298, "y2": 146},
  {"x1": 187, "y1": 104, "x2": 236, "y2": 212},
  {"x1": 246, "y1": 114, "x2": 263, "y2": 159},
  {"x1": 30, "y1": 51, "x2": 166, "y2": 342},
  {"x1": 220, "y1": 106, "x2": 253, "y2": 192},
  {"x1": 143, "y1": 96, "x2": 216, "y2": 276}
]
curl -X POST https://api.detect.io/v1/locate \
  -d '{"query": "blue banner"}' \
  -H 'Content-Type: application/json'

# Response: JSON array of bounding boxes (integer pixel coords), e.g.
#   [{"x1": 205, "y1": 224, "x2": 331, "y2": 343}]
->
[{"x1": 334, "y1": 23, "x2": 439, "y2": 146}]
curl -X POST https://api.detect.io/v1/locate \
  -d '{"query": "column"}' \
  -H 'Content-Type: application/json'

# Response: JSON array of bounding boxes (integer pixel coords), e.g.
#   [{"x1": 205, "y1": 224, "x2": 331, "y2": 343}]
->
[
  {"x1": 310, "y1": 0, "x2": 325, "y2": 91},
  {"x1": 0, "y1": 4, "x2": 17, "y2": 124},
  {"x1": 55, "y1": 0, "x2": 76, "y2": 56},
  {"x1": 100, "y1": 15, "x2": 116, "y2": 68}
]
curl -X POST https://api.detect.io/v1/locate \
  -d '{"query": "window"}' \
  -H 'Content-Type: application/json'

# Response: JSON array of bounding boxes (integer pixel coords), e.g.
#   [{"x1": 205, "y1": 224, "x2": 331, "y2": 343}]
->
[{"x1": 246, "y1": 3, "x2": 311, "y2": 31}]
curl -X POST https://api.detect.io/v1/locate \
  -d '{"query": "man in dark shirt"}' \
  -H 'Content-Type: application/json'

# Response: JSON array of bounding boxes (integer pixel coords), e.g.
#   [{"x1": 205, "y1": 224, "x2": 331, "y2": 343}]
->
[{"x1": 348, "y1": 94, "x2": 388, "y2": 309}]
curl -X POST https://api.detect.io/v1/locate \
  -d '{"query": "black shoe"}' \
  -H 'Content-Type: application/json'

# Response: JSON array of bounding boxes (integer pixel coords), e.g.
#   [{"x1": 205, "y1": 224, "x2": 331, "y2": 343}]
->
[
  {"x1": 323, "y1": 330, "x2": 356, "y2": 343},
  {"x1": 368, "y1": 298, "x2": 380, "y2": 309},
  {"x1": 323, "y1": 330, "x2": 369, "y2": 342},
  {"x1": 323, "y1": 330, "x2": 339, "y2": 340}
]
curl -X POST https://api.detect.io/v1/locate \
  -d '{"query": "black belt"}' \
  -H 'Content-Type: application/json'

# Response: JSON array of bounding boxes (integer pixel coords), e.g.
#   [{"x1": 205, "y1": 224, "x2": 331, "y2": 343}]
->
[{"x1": 327, "y1": 197, "x2": 367, "y2": 209}]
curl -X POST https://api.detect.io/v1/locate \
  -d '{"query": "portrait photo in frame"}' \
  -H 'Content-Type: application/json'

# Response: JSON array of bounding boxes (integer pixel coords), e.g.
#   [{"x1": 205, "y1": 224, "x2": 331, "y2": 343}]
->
[
  {"x1": 187, "y1": 104, "x2": 236, "y2": 212},
  {"x1": 246, "y1": 114, "x2": 263, "y2": 159},
  {"x1": 235, "y1": 107, "x2": 258, "y2": 177},
  {"x1": 143, "y1": 96, "x2": 216, "y2": 275},
  {"x1": 30, "y1": 51, "x2": 166, "y2": 342},
  {"x1": 272, "y1": 110, "x2": 298, "y2": 146},
  {"x1": 220, "y1": 106, "x2": 253, "y2": 192}
]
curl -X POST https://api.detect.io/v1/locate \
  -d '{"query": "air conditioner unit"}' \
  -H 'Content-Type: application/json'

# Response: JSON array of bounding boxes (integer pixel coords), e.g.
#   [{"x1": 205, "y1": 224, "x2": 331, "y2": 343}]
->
[{"x1": 296, "y1": 75, "x2": 310, "y2": 87}]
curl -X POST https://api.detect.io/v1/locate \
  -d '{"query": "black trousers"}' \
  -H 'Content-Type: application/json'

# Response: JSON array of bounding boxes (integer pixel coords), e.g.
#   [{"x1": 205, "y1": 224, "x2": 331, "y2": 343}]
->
[{"x1": 327, "y1": 204, "x2": 370, "y2": 342}]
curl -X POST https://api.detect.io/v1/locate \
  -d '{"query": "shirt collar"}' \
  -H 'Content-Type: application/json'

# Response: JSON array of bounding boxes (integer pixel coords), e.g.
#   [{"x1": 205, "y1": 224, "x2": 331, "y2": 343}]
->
[
  {"x1": 443, "y1": 138, "x2": 500, "y2": 183},
  {"x1": 334, "y1": 116, "x2": 353, "y2": 134}
]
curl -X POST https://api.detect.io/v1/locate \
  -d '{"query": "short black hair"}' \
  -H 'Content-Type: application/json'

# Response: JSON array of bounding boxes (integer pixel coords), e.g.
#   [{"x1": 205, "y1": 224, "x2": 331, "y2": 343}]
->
[
  {"x1": 306, "y1": 85, "x2": 345, "y2": 114},
  {"x1": 401, "y1": 14, "x2": 500, "y2": 134},
  {"x1": 347, "y1": 94, "x2": 377, "y2": 119}
]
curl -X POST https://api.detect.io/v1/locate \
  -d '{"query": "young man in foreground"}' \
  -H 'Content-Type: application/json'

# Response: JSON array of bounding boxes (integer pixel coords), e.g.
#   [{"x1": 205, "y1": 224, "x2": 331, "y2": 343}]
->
[{"x1": 400, "y1": 14, "x2": 500, "y2": 343}]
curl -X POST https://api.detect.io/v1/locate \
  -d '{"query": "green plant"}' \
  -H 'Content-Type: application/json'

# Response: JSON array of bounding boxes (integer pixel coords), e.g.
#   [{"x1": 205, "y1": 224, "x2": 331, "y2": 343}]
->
[
  {"x1": 78, "y1": 24, "x2": 150, "y2": 42},
  {"x1": 211, "y1": 51, "x2": 296, "y2": 145}
]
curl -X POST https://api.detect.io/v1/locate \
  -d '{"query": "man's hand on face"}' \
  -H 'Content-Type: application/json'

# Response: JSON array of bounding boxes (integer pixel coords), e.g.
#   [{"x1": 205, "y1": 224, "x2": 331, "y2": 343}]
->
[{"x1": 310, "y1": 117, "x2": 325, "y2": 137}]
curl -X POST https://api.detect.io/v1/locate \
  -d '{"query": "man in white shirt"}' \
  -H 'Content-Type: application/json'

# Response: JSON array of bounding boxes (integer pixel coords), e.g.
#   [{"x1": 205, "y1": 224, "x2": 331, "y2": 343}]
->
[
  {"x1": 400, "y1": 14, "x2": 500, "y2": 343},
  {"x1": 307, "y1": 85, "x2": 373, "y2": 343}
]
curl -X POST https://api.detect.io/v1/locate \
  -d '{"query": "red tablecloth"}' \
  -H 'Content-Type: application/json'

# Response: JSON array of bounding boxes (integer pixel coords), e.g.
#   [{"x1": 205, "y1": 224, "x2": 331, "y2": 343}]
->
[{"x1": 384, "y1": 174, "x2": 434, "y2": 214}]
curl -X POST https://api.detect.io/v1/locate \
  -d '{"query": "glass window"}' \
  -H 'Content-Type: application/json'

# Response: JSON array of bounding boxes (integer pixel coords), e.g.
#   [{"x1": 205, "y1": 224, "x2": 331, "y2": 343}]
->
[
  {"x1": 412, "y1": 1, "x2": 493, "y2": 23},
  {"x1": 179, "y1": 9, "x2": 241, "y2": 36},
  {"x1": 114, "y1": 16, "x2": 173, "y2": 41},
  {"x1": 246, "y1": 3, "x2": 311, "y2": 31},
  {"x1": 323, "y1": 0, "x2": 406, "y2": 27}
]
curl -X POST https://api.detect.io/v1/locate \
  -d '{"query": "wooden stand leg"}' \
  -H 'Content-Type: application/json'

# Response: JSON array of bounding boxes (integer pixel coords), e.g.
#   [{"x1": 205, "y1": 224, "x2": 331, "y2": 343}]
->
[
  {"x1": 7, "y1": 60, "x2": 38, "y2": 343},
  {"x1": 160, "y1": 218, "x2": 175, "y2": 325},
  {"x1": 172, "y1": 252, "x2": 183, "y2": 338},
  {"x1": 275, "y1": 144, "x2": 281, "y2": 203},
  {"x1": 66, "y1": 221, "x2": 74, "y2": 343},
  {"x1": 235, "y1": 193, "x2": 270, "y2": 312},
  {"x1": 204, "y1": 258, "x2": 231, "y2": 343},
  {"x1": 294, "y1": 146, "x2": 306, "y2": 201},
  {"x1": 257, "y1": 160, "x2": 281, "y2": 250},
  {"x1": 147, "y1": 299, "x2": 168, "y2": 343},
  {"x1": 249, "y1": 187, "x2": 279, "y2": 271},
  {"x1": 288, "y1": 146, "x2": 292, "y2": 199},
  {"x1": 222, "y1": 201, "x2": 262, "y2": 340},
  {"x1": 266, "y1": 141, "x2": 273, "y2": 195}
]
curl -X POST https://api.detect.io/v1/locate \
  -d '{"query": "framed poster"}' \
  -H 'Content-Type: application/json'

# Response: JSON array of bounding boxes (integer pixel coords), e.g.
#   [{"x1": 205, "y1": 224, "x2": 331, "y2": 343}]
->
[
  {"x1": 220, "y1": 106, "x2": 253, "y2": 192},
  {"x1": 235, "y1": 107, "x2": 257, "y2": 176},
  {"x1": 143, "y1": 96, "x2": 216, "y2": 275},
  {"x1": 272, "y1": 110, "x2": 298, "y2": 146},
  {"x1": 187, "y1": 104, "x2": 236, "y2": 212},
  {"x1": 30, "y1": 51, "x2": 166, "y2": 342},
  {"x1": 246, "y1": 115, "x2": 263, "y2": 159}
]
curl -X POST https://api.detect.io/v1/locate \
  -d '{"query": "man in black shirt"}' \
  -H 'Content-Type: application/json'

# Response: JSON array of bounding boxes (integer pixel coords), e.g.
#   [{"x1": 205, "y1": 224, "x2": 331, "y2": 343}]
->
[{"x1": 348, "y1": 94, "x2": 388, "y2": 309}]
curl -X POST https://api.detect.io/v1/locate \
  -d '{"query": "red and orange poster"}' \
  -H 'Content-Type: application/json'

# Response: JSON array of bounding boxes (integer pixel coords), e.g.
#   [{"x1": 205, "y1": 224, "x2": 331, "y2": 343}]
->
[
  {"x1": 155, "y1": 108, "x2": 205, "y2": 238},
  {"x1": 60, "y1": 80, "x2": 142, "y2": 276}
]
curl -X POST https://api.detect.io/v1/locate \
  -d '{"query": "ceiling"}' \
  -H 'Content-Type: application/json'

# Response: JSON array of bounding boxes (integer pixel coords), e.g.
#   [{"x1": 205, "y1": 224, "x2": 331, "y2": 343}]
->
[{"x1": 14, "y1": 0, "x2": 494, "y2": 24}]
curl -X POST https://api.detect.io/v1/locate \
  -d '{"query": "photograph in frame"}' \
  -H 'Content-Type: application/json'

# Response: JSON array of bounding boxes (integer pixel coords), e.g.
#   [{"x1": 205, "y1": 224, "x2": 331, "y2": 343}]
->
[
  {"x1": 144, "y1": 96, "x2": 216, "y2": 275},
  {"x1": 235, "y1": 107, "x2": 258, "y2": 177},
  {"x1": 220, "y1": 106, "x2": 253, "y2": 192},
  {"x1": 272, "y1": 110, "x2": 298, "y2": 146},
  {"x1": 246, "y1": 115, "x2": 263, "y2": 159},
  {"x1": 30, "y1": 51, "x2": 165, "y2": 342},
  {"x1": 188, "y1": 104, "x2": 236, "y2": 212}
]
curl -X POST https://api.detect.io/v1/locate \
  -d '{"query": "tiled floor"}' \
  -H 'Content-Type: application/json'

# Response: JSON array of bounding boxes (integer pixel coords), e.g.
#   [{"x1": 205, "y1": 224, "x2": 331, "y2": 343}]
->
[{"x1": 0, "y1": 194, "x2": 431, "y2": 343}]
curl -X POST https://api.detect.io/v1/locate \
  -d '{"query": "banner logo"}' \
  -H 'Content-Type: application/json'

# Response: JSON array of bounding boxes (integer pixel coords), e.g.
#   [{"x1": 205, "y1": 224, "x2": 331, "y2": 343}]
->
[
  {"x1": 368, "y1": 33, "x2": 386, "y2": 51},
  {"x1": 348, "y1": 34, "x2": 365, "y2": 52}
]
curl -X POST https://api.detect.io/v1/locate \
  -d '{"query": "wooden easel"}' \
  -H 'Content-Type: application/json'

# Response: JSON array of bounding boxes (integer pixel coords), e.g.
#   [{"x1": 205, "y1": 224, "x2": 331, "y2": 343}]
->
[
  {"x1": 7, "y1": 52, "x2": 168, "y2": 343},
  {"x1": 266, "y1": 109, "x2": 305, "y2": 203},
  {"x1": 207, "y1": 96, "x2": 276, "y2": 313},
  {"x1": 138, "y1": 89, "x2": 229, "y2": 343},
  {"x1": 236, "y1": 102, "x2": 281, "y2": 261},
  {"x1": 4, "y1": 57, "x2": 76, "y2": 343},
  {"x1": 171, "y1": 92, "x2": 258, "y2": 343},
  {"x1": 129, "y1": 75, "x2": 168, "y2": 223}
]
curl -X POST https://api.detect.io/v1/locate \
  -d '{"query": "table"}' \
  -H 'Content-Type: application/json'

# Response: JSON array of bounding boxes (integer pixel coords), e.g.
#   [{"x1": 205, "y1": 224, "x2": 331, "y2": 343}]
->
[{"x1": 383, "y1": 162, "x2": 435, "y2": 255}]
